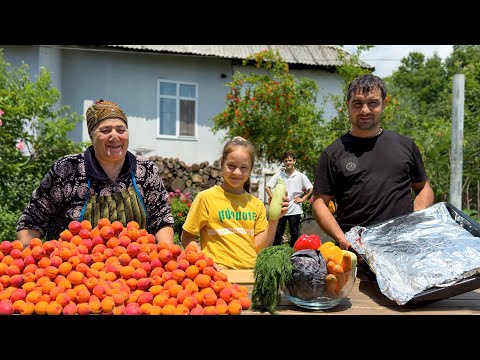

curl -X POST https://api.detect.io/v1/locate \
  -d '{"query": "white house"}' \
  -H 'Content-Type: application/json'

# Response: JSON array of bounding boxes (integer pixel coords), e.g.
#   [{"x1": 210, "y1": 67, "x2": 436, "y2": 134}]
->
[{"x1": 1, "y1": 45, "x2": 371, "y2": 202}]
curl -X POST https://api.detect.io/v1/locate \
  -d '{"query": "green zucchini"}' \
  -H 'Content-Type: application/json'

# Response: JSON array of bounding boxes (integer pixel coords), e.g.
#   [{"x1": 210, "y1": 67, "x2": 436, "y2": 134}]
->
[{"x1": 268, "y1": 177, "x2": 285, "y2": 220}]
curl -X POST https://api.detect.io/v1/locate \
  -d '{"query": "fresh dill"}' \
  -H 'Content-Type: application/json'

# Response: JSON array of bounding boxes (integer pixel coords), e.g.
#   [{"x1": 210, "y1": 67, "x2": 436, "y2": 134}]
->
[{"x1": 251, "y1": 244, "x2": 293, "y2": 315}]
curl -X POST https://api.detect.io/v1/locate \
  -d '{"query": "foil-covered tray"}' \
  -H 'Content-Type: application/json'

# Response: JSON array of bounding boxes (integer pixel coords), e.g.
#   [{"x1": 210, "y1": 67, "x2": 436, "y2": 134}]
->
[{"x1": 351, "y1": 202, "x2": 480, "y2": 307}]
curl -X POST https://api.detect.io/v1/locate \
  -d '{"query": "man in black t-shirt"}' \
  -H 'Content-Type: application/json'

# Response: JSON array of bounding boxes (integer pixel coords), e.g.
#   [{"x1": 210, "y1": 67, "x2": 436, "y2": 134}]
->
[{"x1": 312, "y1": 74, "x2": 435, "y2": 250}]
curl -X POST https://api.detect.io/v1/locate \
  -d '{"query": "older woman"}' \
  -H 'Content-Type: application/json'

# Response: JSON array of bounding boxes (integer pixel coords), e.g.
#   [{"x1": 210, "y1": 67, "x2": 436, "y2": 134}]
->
[{"x1": 16, "y1": 100, "x2": 174, "y2": 247}]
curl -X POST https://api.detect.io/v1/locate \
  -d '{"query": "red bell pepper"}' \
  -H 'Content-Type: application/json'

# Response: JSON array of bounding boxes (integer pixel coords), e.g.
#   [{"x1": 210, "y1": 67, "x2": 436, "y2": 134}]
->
[{"x1": 293, "y1": 234, "x2": 322, "y2": 251}]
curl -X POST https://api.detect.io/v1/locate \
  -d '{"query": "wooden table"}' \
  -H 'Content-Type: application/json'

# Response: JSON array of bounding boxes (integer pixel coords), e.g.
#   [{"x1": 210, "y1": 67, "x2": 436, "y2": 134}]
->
[{"x1": 222, "y1": 269, "x2": 480, "y2": 315}]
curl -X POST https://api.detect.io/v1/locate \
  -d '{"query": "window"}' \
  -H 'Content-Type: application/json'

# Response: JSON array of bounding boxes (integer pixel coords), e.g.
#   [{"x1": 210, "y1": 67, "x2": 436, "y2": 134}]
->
[{"x1": 158, "y1": 80, "x2": 197, "y2": 138}]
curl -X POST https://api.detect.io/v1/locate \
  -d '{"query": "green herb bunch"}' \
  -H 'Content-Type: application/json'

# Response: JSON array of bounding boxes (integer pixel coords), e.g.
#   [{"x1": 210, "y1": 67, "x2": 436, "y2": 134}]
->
[{"x1": 251, "y1": 244, "x2": 294, "y2": 314}]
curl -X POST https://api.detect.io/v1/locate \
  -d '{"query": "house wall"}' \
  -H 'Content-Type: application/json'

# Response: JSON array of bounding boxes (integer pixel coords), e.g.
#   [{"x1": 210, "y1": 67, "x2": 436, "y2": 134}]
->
[
  {"x1": 1, "y1": 45, "x2": 40, "y2": 76},
  {"x1": 1, "y1": 45, "x2": 344, "y2": 168}
]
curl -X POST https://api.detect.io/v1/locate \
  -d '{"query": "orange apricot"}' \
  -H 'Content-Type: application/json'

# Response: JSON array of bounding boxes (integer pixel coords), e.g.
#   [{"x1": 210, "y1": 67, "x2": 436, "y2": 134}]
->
[
  {"x1": 19, "y1": 301, "x2": 35, "y2": 315},
  {"x1": 194, "y1": 274, "x2": 211, "y2": 288},
  {"x1": 34, "y1": 300, "x2": 49, "y2": 315},
  {"x1": 126, "y1": 228, "x2": 140, "y2": 241},
  {"x1": 58, "y1": 247, "x2": 72, "y2": 262},
  {"x1": 168, "y1": 244, "x2": 183, "y2": 257},
  {"x1": 186, "y1": 251, "x2": 199, "y2": 265},
  {"x1": 228, "y1": 299, "x2": 242, "y2": 315},
  {"x1": 76, "y1": 302, "x2": 91, "y2": 315},
  {"x1": 75, "y1": 288, "x2": 91, "y2": 303},
  {"x1": 100, "y1": 226, "x2": 115, "y2": 241},
  {"x1": 202, "y1": 291, "x2": 218, "y2": 306},
  {"x1": 184, "y1": 241, "x2": 199, "y2": 254},
  {"x1": 57, "y1": 262, "x2": 72, "y2": 276},
  {"x1": 80, "y1": 220, "x2": 93, "y2": 231},
  {"x1": 44, "y1": 266, "x2": 59, "y2": 279},
  {"x1": 31, "y1": 246, "x2": 46, "y2": 260},
  {"x1": 185, "y1": 281, "x2": 199, "y2": 294},
  {"x1": 153, "y1": 293, "x2": 169, "y2": 307},
  {"x1": 46, "y1": 301, "x2": 63, "y2": 315},
  {"x1": 67, "y1": 271, "x2": 84, "y2": 285},
  {"x1": 110, "y1": 221, "x2": 124, "y2": 235},
  {"x1": 158, "y1": 249, "x2": 173, "y2": 264},
  {"x1": 97, "y1": 218, "x2": 111, "y2": 229},
  {"x1": 101, "y1": 296, "x2": 116, "y2": 313},
  {"x1": 55, "y1": 292, "x2": 71, "y2": 307},
  {"x1": 164, "y1": 260, "x2": 178, "y2": 272},
  {"x1": 202, "y1": 266, "x2": 216, "y2": 277},
  {"x1": 146, "y1": 305, "x2": 162, "y2": 315},
  {"x1": 63, "y1": 302, "x2": 77, "y2": 315},
  {"x1": 125, "y1": 278, "x2": 138, "y2": 291},
  {"x1": 213, "y1": 271, "x2": 228, "y2": 282},
  {"x1": 238, "y1": 296, "x2": 252, "y2": 310},
  {"x1": 161, "y1": 304, "x2": 176, "y2": 315},
  {"x1": 29, "y1": 238, "x2": 43, "y2": 249},
  {"x1": 167, "y1": 284, "x2": 183, "y2": 298},
  {"x1": 11, "y1": 240, "x2": 24, "y2": 251},
  {"x1": 194, "y1": 259, "x2": 207, "y2": 272},
  {"x1": 215, "y1": 299, "x2": 228, "y2": 315},
  {"x1": 126, "y1": 221, "x2": 140, "y2": 230},
  {"x1": 219, "y1": 287, "x2": 234, "y2": 302},
  {"x1": 57, "y1": 278, "x2": 72, "y2": 291}
]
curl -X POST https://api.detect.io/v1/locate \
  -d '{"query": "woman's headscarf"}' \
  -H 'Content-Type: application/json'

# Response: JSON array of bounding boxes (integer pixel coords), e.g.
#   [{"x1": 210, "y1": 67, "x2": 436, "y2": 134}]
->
[{"x1": 86, "y1": 99, "x2": 127, "y2": 135}]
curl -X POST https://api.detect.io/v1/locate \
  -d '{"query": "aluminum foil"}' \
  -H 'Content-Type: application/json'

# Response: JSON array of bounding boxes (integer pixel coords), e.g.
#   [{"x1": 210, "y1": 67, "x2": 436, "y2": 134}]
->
[{"x1": 346, "y1": 202, "x2": 480, "y2": 305}]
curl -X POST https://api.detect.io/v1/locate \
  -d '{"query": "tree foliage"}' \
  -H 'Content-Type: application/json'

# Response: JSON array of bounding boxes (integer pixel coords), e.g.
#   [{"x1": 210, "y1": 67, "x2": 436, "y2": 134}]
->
[
  {"x1": 0, "y1": 50, "x2": 85, "y2": 240},
  {"x1": 385, "y1": 46, "x2": 479, "y2": 218},
  {"x1": 210, "y1": 49, "x2": 325, "y2": 178}
]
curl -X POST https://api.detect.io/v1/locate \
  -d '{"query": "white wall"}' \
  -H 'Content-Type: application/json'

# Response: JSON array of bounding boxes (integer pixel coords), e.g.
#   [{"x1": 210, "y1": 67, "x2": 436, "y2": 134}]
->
[{"x1": 1, "y1": 45, "x2": 345, "y2": 167}]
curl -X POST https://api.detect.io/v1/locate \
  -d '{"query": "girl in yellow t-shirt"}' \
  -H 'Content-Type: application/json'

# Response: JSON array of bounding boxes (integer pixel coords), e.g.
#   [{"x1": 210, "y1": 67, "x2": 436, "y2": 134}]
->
[{"x1": 181, "y1": 136, "x2": 288, "y2": 270}]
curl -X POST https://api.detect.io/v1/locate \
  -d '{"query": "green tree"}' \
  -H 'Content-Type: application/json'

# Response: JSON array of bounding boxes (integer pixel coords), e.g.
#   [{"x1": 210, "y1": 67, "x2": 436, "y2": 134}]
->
[
  {"x1": 386, "y1": 52, "x2": 452, "y2": 201},
  {"x1": 444, "y1": 46, "x2": 480, "y2": 216},
  {"x1": 210, "y1": 49, "x2": 326, "y2": 178},
  {"x1": 0, "y1": 50, "x2": 85, "y2": 240},
  {"x1": 385, "y1": 46, "x2": 479, "y2": 219}
]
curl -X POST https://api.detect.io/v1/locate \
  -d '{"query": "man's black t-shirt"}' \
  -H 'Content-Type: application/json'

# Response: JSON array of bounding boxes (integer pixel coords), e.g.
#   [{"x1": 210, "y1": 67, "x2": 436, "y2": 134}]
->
[{"x1": 313, "y1": 130, "x2": 428, "y2": 232}]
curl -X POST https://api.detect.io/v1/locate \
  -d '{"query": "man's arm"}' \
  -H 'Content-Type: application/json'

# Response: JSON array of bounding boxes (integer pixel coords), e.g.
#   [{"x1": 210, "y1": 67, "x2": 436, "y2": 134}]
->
[
  {"x1": 312, "y1": 194, "x2": 350, "y2": 250},
  {"x1": 412, "y1": 180, "x2": 435, "y2": 211},
  {"x1": 265, "y1": 185, "x2": 273, "y2": 199}
]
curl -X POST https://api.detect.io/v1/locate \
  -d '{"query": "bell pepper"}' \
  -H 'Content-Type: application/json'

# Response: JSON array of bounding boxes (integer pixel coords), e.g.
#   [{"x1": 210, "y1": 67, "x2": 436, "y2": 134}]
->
[{"x1": 293, "y1": 234, "x2": 322, "y2": 252}]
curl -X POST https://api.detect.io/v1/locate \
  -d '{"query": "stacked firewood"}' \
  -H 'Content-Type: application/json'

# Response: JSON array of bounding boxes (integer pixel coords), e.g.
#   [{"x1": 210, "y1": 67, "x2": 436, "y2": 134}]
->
[{"x1": 149, "y1": 156, "x2": 223, "y2": 195}]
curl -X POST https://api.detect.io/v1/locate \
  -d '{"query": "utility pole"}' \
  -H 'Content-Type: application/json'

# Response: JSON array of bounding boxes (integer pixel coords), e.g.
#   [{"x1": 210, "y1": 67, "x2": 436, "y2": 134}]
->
[{"x1": 450, "y1": 74, "x2": 464, "y2": 209}]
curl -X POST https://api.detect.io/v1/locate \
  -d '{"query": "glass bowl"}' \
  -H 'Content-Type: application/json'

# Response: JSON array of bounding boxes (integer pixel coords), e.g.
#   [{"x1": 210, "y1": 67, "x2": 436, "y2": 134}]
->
[{"x1": 283, "y1": 267, "x2": 357, "y2": 310}]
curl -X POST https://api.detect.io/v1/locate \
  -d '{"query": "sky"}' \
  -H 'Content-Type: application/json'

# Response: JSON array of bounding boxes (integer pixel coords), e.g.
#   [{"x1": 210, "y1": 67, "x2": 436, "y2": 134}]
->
[{"x1": 343, "y1": 45, "x2": 454, "y2": 78}]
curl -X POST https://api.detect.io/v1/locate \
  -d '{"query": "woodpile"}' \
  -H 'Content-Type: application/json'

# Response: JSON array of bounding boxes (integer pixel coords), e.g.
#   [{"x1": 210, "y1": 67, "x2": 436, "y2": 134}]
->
[{"x1": 149, "y1": 156, "x2": 223, "y2": 195}]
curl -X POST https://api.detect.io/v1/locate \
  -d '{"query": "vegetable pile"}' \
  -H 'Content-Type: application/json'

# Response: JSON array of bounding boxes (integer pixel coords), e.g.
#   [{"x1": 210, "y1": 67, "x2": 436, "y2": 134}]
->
[{"x1": 252, "y1": 234, "x2": 359, "y2": 313}]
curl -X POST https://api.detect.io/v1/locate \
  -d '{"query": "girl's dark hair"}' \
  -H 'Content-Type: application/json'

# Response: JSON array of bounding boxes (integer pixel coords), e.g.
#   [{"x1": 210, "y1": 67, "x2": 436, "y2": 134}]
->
[
  {"x1": 346, "y1": 74, "x2": 387, "y2": 102},
  {"x1": 221, "y1": 136, "x2": 256, "y2": 192}
]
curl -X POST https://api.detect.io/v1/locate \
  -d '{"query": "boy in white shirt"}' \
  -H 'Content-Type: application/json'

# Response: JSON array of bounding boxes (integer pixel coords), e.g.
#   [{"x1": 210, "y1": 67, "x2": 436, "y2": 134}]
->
[{"x1": 266, "y1": 152, "x2": 313, "y2": 246}]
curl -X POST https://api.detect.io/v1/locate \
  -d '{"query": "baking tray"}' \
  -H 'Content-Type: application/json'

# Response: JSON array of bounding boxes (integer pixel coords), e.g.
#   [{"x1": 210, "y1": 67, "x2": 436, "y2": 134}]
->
[{"x1": 358, "y1": 202, "x2": 480, "y2": 307}]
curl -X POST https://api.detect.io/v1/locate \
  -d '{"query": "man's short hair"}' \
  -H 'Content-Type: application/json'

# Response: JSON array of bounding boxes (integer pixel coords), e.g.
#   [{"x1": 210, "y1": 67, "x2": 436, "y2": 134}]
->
[{"x1": 282, "y1": 152, "x2": 295, "y2": 161}]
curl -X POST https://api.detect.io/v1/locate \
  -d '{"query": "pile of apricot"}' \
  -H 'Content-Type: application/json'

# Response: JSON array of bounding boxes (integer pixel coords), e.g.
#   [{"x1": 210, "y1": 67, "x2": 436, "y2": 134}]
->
[{"x1": 0, "y1": 219, "x2": 251, "y2": 315}]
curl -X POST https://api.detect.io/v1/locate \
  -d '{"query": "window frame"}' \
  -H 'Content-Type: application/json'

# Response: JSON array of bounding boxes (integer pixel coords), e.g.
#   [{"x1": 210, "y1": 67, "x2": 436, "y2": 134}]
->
[{"x1": 157, "y1": 79, "x2": 198, "y2": 139}]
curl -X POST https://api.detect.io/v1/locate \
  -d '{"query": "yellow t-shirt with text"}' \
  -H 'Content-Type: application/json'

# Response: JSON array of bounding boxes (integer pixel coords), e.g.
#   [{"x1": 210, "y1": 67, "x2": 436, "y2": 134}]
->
[{"x1": 182, "y1": 185, "x2": 268, "y2": 269}]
